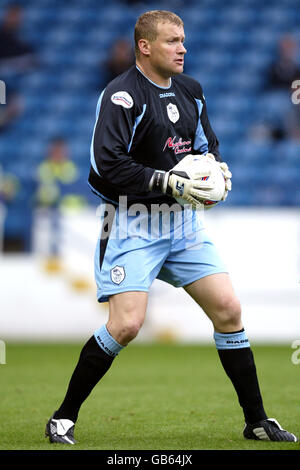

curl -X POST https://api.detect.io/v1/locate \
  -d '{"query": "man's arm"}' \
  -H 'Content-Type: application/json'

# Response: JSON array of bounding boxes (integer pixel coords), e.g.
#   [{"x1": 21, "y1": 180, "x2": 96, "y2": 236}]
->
[
  {"x1": 199, "y1": 96, "x2": 222, "y2": 162},
  {"x1": 92, "y1": 88, "x2": 154, "y2": 194},
  {"x1": 91, "y1": 86, "x2": 217, "y2": 206}
]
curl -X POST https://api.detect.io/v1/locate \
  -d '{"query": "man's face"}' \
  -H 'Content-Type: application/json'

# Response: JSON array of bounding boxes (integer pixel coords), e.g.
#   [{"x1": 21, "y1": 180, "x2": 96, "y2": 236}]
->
[{"x1": 147, "y1": 22, "x2": 186, "y2": 78}]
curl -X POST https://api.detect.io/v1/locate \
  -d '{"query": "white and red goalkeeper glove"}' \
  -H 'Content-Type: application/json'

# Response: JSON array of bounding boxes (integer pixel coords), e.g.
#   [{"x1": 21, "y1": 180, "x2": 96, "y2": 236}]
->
[{"x1": 149, "y1": 154, "x2": 215, "y2": 208}]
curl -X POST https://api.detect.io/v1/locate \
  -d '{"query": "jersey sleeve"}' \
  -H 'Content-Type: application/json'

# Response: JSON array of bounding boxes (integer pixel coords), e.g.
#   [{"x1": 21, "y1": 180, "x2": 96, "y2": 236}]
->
[
  {"x1": 199, "y1": 92, "x2": 222, "y2": 162},
  {"x1": 185, "y1": 76, "x2": 222, "y2": 162},
  {"x1": 92, "y1": 87, "x2": 154, "y2": 193}
]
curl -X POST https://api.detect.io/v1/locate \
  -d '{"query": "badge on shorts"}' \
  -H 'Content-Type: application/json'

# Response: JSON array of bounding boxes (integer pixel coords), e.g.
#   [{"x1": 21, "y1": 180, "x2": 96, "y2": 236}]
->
[
  {"x1": 167, "y1": 103, "x2": 180, "y2": 123},
  {"x1": 110, "y1": 266, "x2": 125, "y2": 284}
]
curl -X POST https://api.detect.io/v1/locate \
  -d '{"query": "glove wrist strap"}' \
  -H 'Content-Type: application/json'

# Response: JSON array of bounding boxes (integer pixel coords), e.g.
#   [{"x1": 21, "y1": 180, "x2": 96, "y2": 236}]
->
[{"x1": 149, "y1": 170, "x2": 168, "y2": 193}]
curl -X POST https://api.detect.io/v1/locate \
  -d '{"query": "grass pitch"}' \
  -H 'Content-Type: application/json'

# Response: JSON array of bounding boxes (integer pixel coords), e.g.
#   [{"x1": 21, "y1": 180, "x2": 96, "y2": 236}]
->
[{"x1": 0, "y1": 342, "x2": 299, "y2": 450}]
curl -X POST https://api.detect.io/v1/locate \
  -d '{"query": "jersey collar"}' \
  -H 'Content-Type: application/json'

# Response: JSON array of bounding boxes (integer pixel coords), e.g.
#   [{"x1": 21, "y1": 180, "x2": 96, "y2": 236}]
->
[{"x1": 136, "y1": 65, "x2": 172, "y2": 89}]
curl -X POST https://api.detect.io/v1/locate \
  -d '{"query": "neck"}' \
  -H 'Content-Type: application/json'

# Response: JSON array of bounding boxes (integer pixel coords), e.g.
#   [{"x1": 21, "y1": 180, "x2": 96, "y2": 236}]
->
[{"x1": 136, "y1": 60, "x2": 171, "y2": 88}]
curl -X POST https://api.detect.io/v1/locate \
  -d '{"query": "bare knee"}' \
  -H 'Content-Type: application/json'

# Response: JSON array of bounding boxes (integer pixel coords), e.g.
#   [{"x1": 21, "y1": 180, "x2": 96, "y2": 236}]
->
[
  {"x1": 108, "y1": 294, "x2": 146, "y2": 345},
  {"x1": 115, "y1": 317, "x2": 143, "y2": 344},
  {"x1": 211, "y1": 295, "x2": 242, "y2": 332}
]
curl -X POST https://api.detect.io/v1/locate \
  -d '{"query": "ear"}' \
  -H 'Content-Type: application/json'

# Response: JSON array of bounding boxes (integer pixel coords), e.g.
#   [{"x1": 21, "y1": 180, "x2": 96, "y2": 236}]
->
[{"x1": 138, "y1": 39, "x2": 151, "y2": 57}]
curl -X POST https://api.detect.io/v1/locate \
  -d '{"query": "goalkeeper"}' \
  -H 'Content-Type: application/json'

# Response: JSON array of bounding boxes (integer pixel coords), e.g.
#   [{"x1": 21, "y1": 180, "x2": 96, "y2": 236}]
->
[{"x1": 45, "y1": 10, "x2": 297, "y2": 444}]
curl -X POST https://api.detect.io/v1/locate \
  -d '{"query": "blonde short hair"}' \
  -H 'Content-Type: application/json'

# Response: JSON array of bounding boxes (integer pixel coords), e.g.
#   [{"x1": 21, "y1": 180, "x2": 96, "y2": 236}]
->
[{"x1": 134, "y1": 10, "x2": 184, "y2": 56}]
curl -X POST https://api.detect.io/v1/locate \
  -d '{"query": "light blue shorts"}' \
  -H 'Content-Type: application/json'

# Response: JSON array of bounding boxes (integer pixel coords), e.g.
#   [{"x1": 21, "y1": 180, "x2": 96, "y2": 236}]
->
[{"x1": 94, "y1": 198, "x2": 228, "y2": 302}]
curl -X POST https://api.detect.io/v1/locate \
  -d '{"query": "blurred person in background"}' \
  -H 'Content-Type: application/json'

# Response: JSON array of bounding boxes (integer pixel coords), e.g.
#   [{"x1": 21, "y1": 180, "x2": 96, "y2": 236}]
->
[
  {"x1": 0, "y1": 3, "x2": 37, "y2": 74},
  {"x1": 35, "y1": 137, "x2": 82, "y2": 261},
  {"x1": 285, "y1": 100, "x2": 300, "y2": 140},
  {"x1": 101, "y1": 37, "x2": 135, "y2": 86},
  {"x1": 0, "y1": 164, "x2": 20, "y2": 252},
  {"x1": 0, "y1": 86, "x2": 23, "y2": 133},
  {"x1": 267, "y1": 35, "x2": 300, "y2": 90},
  {"x1": 0, "y1": 164, "x2": 19, "y2": 204},
  {"x1": 252, "y1": 36, "x2": 300, "y2": 143}
]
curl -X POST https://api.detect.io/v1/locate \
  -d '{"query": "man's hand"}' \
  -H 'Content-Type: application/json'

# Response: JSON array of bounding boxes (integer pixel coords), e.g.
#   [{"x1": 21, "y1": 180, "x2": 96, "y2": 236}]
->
[
  {"x1": 149, "y1": 154, "x2": 216, "y2": 208},
  {"x1": 205, "y1": 153, "x2": 232, "y2": 201},
  {"x1": 166, "y1": 169, "x2": 214, "y2": 206}
]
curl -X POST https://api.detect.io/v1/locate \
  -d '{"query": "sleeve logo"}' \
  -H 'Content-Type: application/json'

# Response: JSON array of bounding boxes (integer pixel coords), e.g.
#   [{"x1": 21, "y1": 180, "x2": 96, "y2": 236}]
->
[{"x1": 111, "y1": 91, "x2": 134, "y2": 109}]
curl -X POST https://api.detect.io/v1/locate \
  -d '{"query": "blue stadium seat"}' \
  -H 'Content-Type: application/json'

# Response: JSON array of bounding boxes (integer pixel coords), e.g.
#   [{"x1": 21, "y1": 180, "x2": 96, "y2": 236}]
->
[{"x1": 1, "y1": 0, "x2": 299, "y2": 221}]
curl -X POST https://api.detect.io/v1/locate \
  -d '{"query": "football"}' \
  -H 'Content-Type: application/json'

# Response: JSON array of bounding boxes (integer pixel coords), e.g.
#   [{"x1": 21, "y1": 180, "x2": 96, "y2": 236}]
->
[{"x1": 175, "y1": 155, "x2": 225, "y2": 209}]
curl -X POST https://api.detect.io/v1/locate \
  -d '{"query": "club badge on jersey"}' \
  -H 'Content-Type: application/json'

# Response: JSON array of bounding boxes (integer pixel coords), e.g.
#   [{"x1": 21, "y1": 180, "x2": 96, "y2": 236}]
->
[{"x1": 167, "y1": 103, "x2": 180, "y2": 123}]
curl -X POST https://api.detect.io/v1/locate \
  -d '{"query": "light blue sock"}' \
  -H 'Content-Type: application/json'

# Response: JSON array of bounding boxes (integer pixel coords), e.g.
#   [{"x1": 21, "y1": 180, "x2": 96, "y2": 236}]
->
[
  {"x1": 94, "y1": 325, "x2": 124, "y2": 358},
  {"x1": 214, "y1": 329, "x2": 250, "y2": 350}
]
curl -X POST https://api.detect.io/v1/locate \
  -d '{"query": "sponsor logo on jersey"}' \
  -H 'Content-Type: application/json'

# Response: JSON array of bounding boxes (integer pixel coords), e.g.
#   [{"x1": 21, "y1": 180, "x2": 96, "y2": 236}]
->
[
  {"x1": 111, "y1": 91, "x2": 133, "y2": 109},
  {"x1": 159, "y1": 92, "x2": 175, "y2": 99},
  {"x1": 163, "y1": 136, "x2": 192, "y2": 155},
  {"x1": 166, "y1": 103, "x2": 180, "y2": 123},
  {"x1": 110, "y1": 265, "x2": 125, "y2": 284}
]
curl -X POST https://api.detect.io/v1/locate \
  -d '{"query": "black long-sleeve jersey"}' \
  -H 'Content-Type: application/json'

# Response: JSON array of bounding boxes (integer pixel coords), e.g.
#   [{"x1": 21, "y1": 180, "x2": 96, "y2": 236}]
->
[{"x1": 88, "y1": 65, "x2": 221, "y2": 206}]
